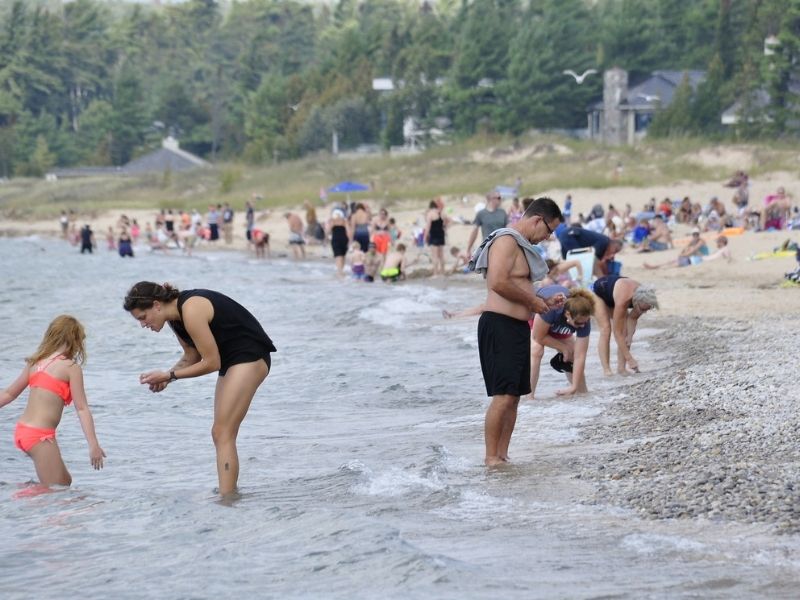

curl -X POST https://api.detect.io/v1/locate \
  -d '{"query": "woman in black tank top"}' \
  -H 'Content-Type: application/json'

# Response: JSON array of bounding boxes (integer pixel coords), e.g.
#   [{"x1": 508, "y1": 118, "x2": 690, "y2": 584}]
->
[
  {"x1": 424, "y1": 200, "x2": 448, "y2": 276},
  {"x1": 590, "y1": 276, "x2": 658, "y2": 377},
  {"x1": 124, "y1": 281, "x2": 276, "y2": 497}
]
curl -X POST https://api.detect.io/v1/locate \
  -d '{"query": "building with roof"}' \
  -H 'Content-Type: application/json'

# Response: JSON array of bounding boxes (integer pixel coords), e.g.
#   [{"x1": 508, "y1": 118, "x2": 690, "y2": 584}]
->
[
  {"x1": 49, "y1": 136, "x2": 209, "y2": 179},
  {"x1": 588, "y1": 68, "x2": 706, "y2": 145}
]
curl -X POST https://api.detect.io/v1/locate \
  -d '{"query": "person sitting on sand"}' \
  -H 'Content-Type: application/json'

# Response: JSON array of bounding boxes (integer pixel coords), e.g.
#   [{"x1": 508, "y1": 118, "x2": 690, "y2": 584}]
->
[
  {"x1": 676, "y1": 197, "x2": 693, "y2": 224},
  {"x1": 639, "y1": 215, "x2": 673, "y2": 252},
  {"x1": 380, "y1": 243, "x2": 407, "y2": 282},
  {"x1": 529, "y1": 287, "x2": 595, "y2": 399},
  {"x1": 644, "y1": 228, "x2": 711, "y2": 269},
  {"x1": 644, "y1": 230, "x2": 733, "y2": 269},
  {"x1": 448, "y1": 246, "x2": 471, "y2": 274},
  {"x1": 759, "y1": 187, "x2": 793, "y2": 231},
  {"x1": 591, "y1": 275, "x2": 658, "y2": 376}
]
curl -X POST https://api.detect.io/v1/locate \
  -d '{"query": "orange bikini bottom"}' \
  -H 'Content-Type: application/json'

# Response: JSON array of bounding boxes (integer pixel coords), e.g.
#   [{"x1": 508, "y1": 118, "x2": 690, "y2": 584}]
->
[{"x1": 14, "y1": 422, "x2": 56, "y2": 453}]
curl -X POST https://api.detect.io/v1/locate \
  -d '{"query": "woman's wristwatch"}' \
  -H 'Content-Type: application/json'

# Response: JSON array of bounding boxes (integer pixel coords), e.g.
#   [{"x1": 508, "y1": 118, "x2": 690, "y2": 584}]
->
[{"x1": 169, "y1": 370, "x2": 178, "y2": 382}]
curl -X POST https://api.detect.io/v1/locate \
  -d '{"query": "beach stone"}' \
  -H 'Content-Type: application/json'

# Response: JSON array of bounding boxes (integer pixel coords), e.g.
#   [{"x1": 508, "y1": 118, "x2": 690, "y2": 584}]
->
[{"x1": 576, "y1": 315, "x2": 800, "y2": 534}]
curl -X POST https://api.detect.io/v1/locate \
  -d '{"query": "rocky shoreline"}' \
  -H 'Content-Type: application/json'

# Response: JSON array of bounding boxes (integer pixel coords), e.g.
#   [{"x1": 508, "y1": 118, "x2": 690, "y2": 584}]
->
[{"x1": 577, "y1": 316, "x2": 800, "y2": 533}]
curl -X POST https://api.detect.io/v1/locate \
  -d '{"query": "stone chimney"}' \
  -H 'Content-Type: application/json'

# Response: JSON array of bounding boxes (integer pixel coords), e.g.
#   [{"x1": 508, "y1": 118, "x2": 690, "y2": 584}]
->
[{"x1": 603, "y1": 68, "x2": 628, "y2": 145}]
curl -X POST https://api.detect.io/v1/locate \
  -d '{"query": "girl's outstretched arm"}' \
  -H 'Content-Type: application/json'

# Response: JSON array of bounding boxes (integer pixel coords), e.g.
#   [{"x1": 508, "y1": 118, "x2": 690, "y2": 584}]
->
[
  {"x1": 0, "y1": 363, "x2": 30, "y2": 408},
  {"x1": 69, "y1": 364, "x2": 106, "y2": 470}
]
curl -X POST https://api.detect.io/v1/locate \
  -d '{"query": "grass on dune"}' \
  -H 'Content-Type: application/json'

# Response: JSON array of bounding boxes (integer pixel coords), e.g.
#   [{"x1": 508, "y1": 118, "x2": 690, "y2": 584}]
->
[{"x1": 0, "y1": 134, "x2": 797, "y2": 219}]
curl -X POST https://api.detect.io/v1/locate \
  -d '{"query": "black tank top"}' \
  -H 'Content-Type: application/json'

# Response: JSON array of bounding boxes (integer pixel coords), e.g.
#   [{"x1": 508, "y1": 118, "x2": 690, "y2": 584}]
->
[
  {"x1": 592, "y1": 275, "x2": 624, "y2": 308},
  {"x1": 169, "y1": 289, "x2": 276, "y2": 373},
  {"x1": 429, "y1": 215, "x2": 444, "y2": 238}
]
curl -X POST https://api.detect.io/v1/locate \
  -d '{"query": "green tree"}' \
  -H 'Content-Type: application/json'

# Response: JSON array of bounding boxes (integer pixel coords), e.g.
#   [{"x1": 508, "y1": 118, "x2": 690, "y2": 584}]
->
[
  {"x1": 243, "y1": 73, "x2": 288, "y2": 163},
  {"x1": 62, "y1": 0, "x2": 113, "y2": 132},
  {"x1": 501, "y1": 0, "x2": 596, "y2": 132},
  {"x1": 110, "y1": 63, "x2": 147, "y2": 165},
  {"x1": 765, "y1": 0, "x2": 800, "y2": 135},
  {"x1": 76, "y1": 98, "x2": 113, "y2": 165},
  {"x1": 648, "y1": 73, "x2": 694, "y2": 137},
  {"x1": 690, "y1": 54, "x2": 727, "y2": 135},
  {"x1": 445, "y1": 0, "x2": 519, "y2": 134}
]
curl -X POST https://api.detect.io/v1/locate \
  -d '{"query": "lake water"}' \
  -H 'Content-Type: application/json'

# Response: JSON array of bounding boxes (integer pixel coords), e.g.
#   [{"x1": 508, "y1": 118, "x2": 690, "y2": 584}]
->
[{"x1": 1, "y1": 237, "x2": 798, "y2": 599}]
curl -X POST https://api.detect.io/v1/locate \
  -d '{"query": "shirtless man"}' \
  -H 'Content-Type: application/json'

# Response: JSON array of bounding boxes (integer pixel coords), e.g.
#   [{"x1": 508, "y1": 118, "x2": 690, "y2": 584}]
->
[
  {"x1": 284, "y1": 212, "x2": 306, "y2": 260},
  {"x1": 474, "y1": 197, "x2": 564, "y2": 466},
  {"x1": 642, "y1": 215, "x2": 672, "y2": 251}
]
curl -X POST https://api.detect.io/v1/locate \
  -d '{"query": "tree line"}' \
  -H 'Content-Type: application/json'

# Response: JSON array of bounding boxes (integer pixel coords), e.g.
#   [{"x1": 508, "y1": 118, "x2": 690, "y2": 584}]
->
[{"x1": 0, "y1": 0, "x2": 797, "y2": 177}]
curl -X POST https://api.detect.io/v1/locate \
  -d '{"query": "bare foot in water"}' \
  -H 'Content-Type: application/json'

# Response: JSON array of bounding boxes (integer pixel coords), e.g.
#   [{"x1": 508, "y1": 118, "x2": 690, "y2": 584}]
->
[{"x1": 485, "y1": 456, "x2": 506, "y2": 467}]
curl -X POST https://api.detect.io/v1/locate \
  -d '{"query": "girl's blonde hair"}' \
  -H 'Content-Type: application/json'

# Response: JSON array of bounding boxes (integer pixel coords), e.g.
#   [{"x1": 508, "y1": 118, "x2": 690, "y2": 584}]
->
[
  {"x1": 27, "y1": 315, "x2": 86, "y2": 366},
  {"x1": 564, "y1": 289, "x2": 595, "y2": 318}
]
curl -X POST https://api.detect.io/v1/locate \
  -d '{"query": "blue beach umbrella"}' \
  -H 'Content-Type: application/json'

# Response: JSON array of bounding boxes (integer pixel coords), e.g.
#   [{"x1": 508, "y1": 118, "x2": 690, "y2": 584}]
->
[{"x1": 328, "y1": 181, "x2": 370, "y2": 193}]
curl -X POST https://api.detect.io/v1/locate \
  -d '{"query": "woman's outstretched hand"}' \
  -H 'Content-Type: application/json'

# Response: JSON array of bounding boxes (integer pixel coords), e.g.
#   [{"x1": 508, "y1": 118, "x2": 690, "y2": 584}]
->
[{"x1": 140, "y1": 371, "x2": 169, "y2": 392}]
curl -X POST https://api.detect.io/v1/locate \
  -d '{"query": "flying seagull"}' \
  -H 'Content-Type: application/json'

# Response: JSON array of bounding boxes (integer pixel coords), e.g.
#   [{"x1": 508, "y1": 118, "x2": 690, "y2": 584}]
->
[{"x1": 562, "y1": 69, "x2": 598, "y2": 84}]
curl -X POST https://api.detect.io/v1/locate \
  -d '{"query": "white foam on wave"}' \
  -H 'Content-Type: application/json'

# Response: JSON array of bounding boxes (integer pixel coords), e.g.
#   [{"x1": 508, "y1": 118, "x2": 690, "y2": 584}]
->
[
  {"x1": 517, "y1": 400, "x2": 603, "y2": 443},
  {"x1": 431, "y1": 488, "x2": 518, "y2": 522},
  {"x1": 352, "y1": 466, "x2": 445, "y2": 497},
  {"x1": 359, "y1": 297, "x2": 439, "y2": 328},
  {"x1": 621, "y1": 532, "x2": 707, "y2": 556}
]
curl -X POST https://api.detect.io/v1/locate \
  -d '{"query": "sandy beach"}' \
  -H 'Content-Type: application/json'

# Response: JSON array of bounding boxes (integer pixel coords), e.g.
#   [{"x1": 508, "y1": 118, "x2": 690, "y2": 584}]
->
[{"x1": 3, "y1": 174, "x2": 799, "y2": 319}]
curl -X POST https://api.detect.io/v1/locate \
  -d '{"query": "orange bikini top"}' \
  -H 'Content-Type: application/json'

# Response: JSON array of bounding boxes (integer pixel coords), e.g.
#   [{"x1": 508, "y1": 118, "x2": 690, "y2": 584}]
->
[{"x1": 28, "y1": 355, "x2": 72, "y2": 406}]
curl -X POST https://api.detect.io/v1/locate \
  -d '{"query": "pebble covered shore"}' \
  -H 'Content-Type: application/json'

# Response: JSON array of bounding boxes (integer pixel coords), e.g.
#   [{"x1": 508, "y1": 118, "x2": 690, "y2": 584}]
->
[{"x1": 576, "y1": 316, "x2": 800, "y2": 533}]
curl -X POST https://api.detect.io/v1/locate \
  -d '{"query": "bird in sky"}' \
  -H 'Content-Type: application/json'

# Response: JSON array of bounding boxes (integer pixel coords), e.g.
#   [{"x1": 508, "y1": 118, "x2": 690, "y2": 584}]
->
[{"x1": 562, "y1": 69, "x2": 598, "y2": 84}]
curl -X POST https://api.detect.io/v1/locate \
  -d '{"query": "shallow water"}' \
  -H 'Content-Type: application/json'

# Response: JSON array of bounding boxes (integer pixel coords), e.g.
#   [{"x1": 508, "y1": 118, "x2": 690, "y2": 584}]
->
[{"x1": 1, "y1": 237, "x2": 799, "y2": 599}]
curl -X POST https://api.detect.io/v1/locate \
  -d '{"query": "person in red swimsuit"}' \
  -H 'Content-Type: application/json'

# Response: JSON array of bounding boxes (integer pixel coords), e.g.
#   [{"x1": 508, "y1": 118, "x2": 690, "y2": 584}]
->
[{"x1": 0, "y1": 315, "x2": 105, "y2": 486}]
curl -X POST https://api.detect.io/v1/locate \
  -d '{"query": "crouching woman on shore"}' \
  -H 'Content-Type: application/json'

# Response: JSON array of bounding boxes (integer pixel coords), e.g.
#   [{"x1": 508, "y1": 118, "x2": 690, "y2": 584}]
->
[
  {"x1": 591, "y1": 275, "x2": 658, "y2": 376},
  {"x1": 529, "y1": 287, "x2": 595, "y2": 399}
]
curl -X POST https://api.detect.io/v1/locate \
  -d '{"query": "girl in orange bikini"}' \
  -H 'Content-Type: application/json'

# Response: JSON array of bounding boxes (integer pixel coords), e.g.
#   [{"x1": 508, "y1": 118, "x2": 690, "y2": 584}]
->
[{"x1": 0, "y1": 315, "x2": 105, "y2": 486}]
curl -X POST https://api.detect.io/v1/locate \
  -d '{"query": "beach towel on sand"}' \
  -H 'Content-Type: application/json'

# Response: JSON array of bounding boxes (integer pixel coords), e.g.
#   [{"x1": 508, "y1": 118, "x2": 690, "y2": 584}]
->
[{"x1": 468, "y1": 228, "x2": 549, "y2": 282}]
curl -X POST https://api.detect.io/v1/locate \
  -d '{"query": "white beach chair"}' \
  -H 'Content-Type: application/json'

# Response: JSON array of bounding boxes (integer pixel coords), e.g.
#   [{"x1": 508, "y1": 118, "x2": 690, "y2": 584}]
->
[{"x1": 565, "y1": 246, "x2": 596, "y2": 288}]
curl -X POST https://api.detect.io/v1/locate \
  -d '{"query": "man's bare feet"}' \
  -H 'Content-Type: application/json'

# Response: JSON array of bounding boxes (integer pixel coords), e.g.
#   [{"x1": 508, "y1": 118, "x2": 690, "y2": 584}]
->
[
  {"x1": 603, "y1": 369, "x2": 614, "y2": 377},
  {"x1": 485, "y1": 456, "x2": 506, "y2": 467}
]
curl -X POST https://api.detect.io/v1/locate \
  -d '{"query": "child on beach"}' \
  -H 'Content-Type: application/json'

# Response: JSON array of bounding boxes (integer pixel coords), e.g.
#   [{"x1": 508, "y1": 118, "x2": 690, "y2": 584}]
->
[
  {"x1": 363, "y1": 242, "x2": 383, "y2": 282},
  {"x1": 448, "y1": 246, "x2": 471, "y2": 274},
  {"x1": 0, "y1": 315, "x2": 105, "y2": 486},
  {"x1": 105, "y1": 226, "x2": 116, "y2": 251},
  {"x1": 349, "y1": 241, "x2": 366, "y2": 279},
  {"x1": 380, "y1": 243, "x2": 408, "y2": 282}
]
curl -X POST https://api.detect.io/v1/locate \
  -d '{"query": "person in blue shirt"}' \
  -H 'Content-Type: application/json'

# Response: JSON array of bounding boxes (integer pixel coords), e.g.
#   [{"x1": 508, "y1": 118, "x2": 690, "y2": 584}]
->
[
  {"x1": 556, "y1": 225, "x2": 623, "y2": 277},
  {"x1": 529, "y1": 286, "x2": 595, "y2": 399}
]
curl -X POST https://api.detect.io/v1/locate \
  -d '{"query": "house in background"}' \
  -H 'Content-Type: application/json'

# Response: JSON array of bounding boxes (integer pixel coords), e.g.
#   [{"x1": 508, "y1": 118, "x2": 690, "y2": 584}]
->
[
  {"x1": 122, "y1": 136, "x2": 208, "y2": 174},
  {"x1": 588, "y1": 68, "x2": 706, "y2": 145},
  {"x1": 49, "y1": 136, "x2": 208, "y2": 179}
]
